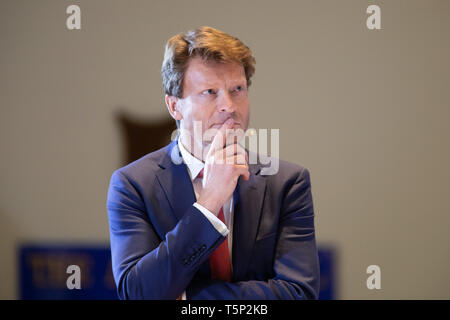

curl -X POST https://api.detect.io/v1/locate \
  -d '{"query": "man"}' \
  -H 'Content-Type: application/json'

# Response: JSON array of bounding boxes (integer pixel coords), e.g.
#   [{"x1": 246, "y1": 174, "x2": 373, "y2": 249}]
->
[{"x1": 107, "y1": 26, "x2": 320, "y2": 299}]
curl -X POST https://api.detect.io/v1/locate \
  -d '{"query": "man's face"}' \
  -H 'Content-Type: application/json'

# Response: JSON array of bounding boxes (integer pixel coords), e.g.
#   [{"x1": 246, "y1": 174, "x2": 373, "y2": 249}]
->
[{"x1": 172, "y1": 56, "x2": 250, "y2": 157}]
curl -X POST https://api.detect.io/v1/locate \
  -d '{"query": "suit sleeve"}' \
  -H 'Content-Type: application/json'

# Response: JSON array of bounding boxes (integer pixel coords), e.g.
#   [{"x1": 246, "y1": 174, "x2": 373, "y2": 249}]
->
[
  {"x1": 106, "y1": 170, "x2": 226, "y2": 300},
  {"x1": 187, "y1": 167, "x2": 320, "y2": 300}
]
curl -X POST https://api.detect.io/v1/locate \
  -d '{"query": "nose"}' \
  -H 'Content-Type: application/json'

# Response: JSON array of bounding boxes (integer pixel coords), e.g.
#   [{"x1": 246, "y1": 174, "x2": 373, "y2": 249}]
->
[{"x1": 217, "y1": 91, "x2": 235, "y2": 113}]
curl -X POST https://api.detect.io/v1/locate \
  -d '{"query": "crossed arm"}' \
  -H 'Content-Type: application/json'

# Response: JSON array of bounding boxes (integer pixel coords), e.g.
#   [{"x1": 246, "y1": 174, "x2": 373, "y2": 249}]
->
[{"x1": 106, "y1": 167, "x2": 319, "y2": 299}]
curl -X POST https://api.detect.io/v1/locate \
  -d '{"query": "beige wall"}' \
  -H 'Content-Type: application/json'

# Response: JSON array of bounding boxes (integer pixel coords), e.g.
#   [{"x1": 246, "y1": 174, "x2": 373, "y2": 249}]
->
[{"x1": 1, "y1": 0, "x2": 449, "y2": 299}]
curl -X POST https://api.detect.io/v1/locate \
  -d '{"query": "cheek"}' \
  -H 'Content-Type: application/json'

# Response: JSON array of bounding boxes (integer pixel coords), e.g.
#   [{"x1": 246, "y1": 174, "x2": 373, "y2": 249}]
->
[
  {"x1": 181, "y1": 98, "x2": 204, "y2": 120},
  {"x1": 240, "y1": 100, "x2": 250, "y2": 123},
  {"x1": 186, "y1": 99, "x2": 216, "y2": 127}
]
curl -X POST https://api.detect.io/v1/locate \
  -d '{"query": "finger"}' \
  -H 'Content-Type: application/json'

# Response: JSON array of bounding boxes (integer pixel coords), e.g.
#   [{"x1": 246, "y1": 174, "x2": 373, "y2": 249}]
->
[
  {"x1": 237, "y1": 143, "x2": 249, "y2": 164},
  {"x1": 219, "y1": 149, "x2": 248, "y2": 166},
  {"x1": 223, "y1": 128, "x2": 246, "y2": 149},
  {"x1": 233, "y1": 164, "x2": 250, "y2": 181},
  {"x1": 221, "y1": 144, "x2": 248, "y2": 164},
  {"x1": 235, "y1": 143, "x2": 249, "y2": 165},
  {"x1": 224, "y1": 160, "x2": 249, "y2": 177},
  {"x1": 208, "y1": 118, "x2": 234, "y2": 156},
  {"x1": 234, "y1": 143, "x2": 249, "y2": 164}
]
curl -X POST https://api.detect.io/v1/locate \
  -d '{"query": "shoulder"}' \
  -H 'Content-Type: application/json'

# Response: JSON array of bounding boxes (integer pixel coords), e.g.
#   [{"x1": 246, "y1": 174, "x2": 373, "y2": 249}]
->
[
  {"x1": 251, "y1": 150, "x2": 310, "y2": 181},
  {"x1": 257, "y1": 157, "x2": 314, "y2": 214},
  {"x1": 275, "y1": 158, "x2": 311, "y2": 183},
  {"x1": 109, "y1": 143, "x2": 172, "y2": 186},
  {"x1": 255, "y1": 155, "x2": 312, "y2": 191}
]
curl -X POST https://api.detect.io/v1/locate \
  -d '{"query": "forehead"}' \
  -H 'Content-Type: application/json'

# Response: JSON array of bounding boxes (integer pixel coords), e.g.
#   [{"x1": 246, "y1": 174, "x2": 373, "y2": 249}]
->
[{"x1": 183, "y1": 56, "x2": 246, "y2": 89}]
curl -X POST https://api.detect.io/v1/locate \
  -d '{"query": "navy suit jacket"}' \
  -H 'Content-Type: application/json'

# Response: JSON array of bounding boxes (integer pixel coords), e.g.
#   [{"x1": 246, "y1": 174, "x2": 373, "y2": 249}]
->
[{"x1": 107, "y1": 140, "x2": 320, "y2": 299}]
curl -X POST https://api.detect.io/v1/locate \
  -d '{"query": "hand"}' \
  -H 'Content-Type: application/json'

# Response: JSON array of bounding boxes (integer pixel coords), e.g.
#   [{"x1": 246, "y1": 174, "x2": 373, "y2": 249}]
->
[{"x1": 197, "y1": 119, "x2": 250, "y2": 215}]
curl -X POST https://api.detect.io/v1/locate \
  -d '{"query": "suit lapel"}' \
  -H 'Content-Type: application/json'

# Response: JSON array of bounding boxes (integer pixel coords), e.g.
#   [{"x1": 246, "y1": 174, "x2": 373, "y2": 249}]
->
[
  {"x1": 232, "y1": 163, "x2": 267, "y2": 281},
  {"x1": 155, "y1": 140, "x2": 197, "y2": 222},
  {"x1": 156, "y1": 141, "x2": 267, "y2": 281},
  {"x1": 155, "y1": 141, "x2": 213, "y2": 279}
]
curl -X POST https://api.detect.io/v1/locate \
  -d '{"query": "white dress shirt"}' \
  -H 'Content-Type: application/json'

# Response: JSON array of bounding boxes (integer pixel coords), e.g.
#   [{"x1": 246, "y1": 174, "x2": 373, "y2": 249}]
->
[
  {"x1": 177, "y1": 138, "x2": 235, "y2": 300},
  {"x1": 177, "y1": 138, "x2": 234, "y2": 255}
]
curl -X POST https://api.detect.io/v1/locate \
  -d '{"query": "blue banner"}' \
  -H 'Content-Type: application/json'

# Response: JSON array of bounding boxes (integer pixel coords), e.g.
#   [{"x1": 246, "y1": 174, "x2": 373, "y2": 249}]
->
[
  {"x1": 19, "y1": 245, "x2": 118, "y2": 300},
  {"x1": 19, "y1": 244, "x2": 335, "y2": 299}
]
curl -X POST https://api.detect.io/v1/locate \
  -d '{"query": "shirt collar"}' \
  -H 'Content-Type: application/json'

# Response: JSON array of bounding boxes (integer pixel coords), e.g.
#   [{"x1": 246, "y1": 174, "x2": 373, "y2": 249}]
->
[{"x1": 177, "y1": 136, "x2": 204, "y2": 181}]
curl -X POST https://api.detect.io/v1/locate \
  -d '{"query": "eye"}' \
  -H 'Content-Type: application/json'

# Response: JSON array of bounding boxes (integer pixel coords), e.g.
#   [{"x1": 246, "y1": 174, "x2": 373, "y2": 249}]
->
[
  {"x1": 203, "y1": 89, "x2": 216, "y2": 95},
  {"x1": 235, "y1": 85, "x2": 245, "y2": 92}
]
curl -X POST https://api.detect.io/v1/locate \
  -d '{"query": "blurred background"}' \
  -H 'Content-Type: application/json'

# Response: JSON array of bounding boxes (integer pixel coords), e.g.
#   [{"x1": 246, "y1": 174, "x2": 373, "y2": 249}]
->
[{"x1": 1, "y1": 0, "x2": 449, "y2": 299}]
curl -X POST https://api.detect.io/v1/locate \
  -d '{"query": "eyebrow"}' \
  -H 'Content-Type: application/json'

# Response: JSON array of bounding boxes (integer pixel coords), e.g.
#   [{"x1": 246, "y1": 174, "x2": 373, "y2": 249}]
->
[{"x1": 200, "y1": 79, "x2": 246, "y2": 88}]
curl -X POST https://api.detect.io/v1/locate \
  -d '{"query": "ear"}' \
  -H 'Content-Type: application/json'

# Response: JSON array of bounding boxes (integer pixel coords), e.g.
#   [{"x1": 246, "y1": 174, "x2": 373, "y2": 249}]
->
[{"x1": 165, "y1": 94, "x2": 183, "y2": 121}]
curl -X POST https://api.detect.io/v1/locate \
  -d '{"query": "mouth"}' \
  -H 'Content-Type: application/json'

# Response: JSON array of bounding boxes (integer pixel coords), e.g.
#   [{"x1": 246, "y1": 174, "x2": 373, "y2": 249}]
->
[
  {"x1": 210, "y1": 122, "x2": 240, "y2": 129},
  {"x1": 204, "y1": 122, "x2": 244, "y2": 143}
]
